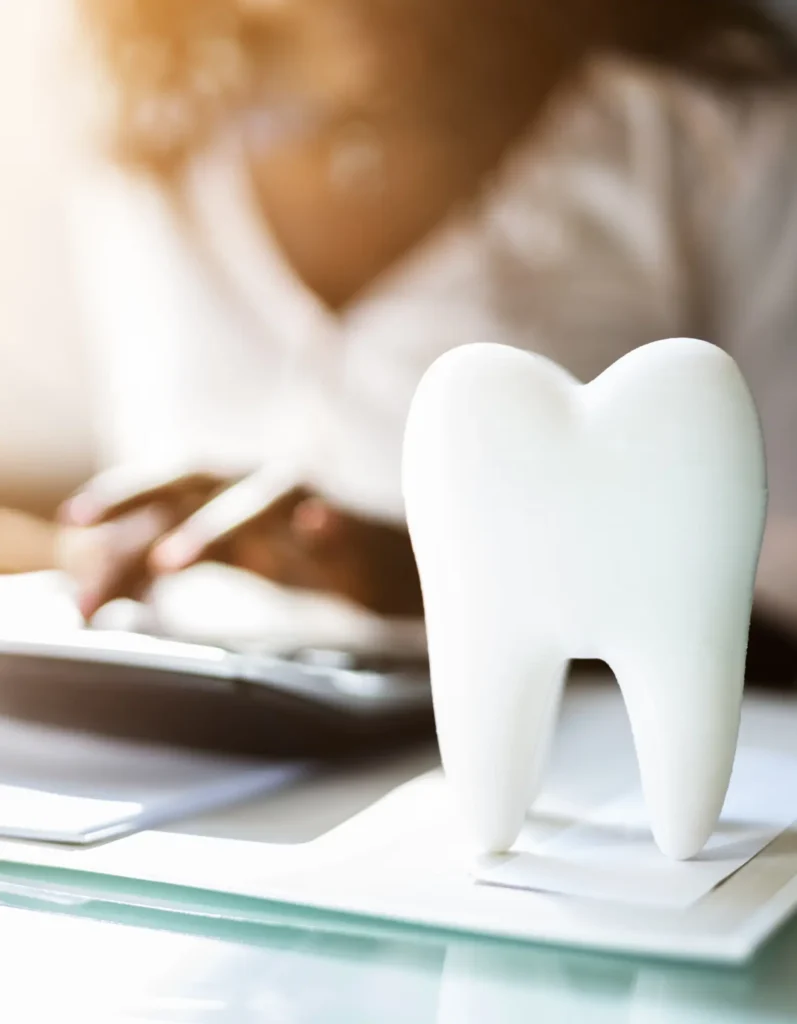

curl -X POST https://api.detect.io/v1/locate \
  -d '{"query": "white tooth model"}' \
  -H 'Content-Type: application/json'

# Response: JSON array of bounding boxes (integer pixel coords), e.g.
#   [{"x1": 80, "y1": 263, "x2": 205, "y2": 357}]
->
[{"x1": 403, "y1": 339, "x2": 767, "y2": 860}]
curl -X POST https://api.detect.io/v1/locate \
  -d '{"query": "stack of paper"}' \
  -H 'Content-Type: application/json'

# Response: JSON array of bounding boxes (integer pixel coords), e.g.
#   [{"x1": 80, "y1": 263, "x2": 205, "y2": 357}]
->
[{"x1": 0, "y1": 715, "x2": 304, "y2": 844}]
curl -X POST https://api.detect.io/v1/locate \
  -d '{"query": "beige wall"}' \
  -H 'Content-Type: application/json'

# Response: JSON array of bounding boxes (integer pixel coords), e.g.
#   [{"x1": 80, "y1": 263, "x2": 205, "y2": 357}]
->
[{"x1": 0, "y1": 0, "x2": 93, "y2": 511}]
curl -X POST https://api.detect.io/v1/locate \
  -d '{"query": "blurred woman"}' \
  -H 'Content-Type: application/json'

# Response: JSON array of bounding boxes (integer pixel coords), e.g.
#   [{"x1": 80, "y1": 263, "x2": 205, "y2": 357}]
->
[{"x1": 59, "y1": 0, "x2": 797, "y2": 659}]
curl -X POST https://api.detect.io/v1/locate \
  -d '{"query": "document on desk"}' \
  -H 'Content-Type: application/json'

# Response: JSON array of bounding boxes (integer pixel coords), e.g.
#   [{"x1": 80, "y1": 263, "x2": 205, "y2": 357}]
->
[
  {"x1": 475, "y1": 747, "x2": 797, "y2": 908},
  {"x1": 0, "y1": 716, "x2": 305, "y2": 844}
]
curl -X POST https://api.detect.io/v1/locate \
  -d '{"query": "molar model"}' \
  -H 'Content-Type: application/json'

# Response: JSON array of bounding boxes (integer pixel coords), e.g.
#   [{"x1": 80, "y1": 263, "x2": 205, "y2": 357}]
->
[{"x1": 403, "y1": 339, "x2": 767, "y2": 860}]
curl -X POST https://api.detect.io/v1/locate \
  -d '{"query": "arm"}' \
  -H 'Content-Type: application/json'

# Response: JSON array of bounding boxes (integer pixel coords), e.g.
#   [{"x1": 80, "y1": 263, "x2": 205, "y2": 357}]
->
[
  {"x1": 61, "y1": 159, "x2": 261, "y2": 614},
  {"x1": 63, "y1": 167, "x2": 422, "y2": 618}
]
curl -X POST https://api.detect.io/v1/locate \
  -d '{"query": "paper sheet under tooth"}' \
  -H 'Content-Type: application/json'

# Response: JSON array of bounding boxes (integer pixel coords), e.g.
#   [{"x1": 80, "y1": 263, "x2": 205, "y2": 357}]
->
[{"x1": 475, "y1": 748, "x2": 797, "y2": 909}]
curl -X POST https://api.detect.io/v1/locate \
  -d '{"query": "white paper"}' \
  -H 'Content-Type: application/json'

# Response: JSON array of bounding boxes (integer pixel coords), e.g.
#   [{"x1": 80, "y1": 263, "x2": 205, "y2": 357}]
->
[
  {"x1": 0, "y1": 715, "x2": 305, "y2": 843},
  {"x1": 0, "y1": 571, "x2": 82, "y2": 636},
  {"x1": 476, "y1": 747, "x2": 797, "y2": 908}
]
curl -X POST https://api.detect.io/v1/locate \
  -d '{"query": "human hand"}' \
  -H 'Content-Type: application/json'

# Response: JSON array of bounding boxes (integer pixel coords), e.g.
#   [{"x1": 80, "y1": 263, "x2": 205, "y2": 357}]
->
[
  {"x1": 148, "y1": 472, "x2": 424, "y2": 618},
  {"x1": 57, "y1": 470, "x2": 229, "y2": 620}
]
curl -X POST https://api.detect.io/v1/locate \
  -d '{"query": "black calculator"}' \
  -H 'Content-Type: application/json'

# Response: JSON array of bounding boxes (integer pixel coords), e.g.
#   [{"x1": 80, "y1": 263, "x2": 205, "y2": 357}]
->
[{"x1": 0, "y1": 631, "x2": 433, "y2": 758}]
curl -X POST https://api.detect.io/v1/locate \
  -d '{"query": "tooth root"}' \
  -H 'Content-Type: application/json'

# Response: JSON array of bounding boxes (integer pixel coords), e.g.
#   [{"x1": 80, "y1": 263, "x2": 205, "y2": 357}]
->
[
  {"x1": 429, "y1": 630, "x2": 568, "y2": 853},
  {"x1": 611, "y1": 627, "x2": 747, "y2": 861},
  {"x1": 404, "y1": 345, "x2": 572, "y2": 855}
]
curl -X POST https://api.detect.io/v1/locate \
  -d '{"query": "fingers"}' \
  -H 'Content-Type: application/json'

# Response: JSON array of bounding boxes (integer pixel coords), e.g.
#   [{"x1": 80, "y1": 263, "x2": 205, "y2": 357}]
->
[
  {"x1": 150, "y1": 471, "x2": 310, "y2": 573},
  {"x1": 59, "y1": 468, "x2": 225, "y2": 527},
  {"x1": 77, "y1": 551, "x2": 150, "y2": 621},
  {"x1": 86, "y1": 464, "x2": 425, "y2": 617},
  {"x1": 222, "y1": 524, "x2": 320, "y2": 589},
  {"x1": 287, "y1": 503, "x2": 423, "y2": 615},
  {"x1": 58, "y1": 506, "x2": 174, "y2": 620},
  {"x1": 217, "y1": 499, "x2": 356, "y2": 592},
  {"x1": 291, "y1": 505, "x2": 423, "y2": 615},
  {"x1": 290, "y1": 497, "x2": 347, "y2": 551}
]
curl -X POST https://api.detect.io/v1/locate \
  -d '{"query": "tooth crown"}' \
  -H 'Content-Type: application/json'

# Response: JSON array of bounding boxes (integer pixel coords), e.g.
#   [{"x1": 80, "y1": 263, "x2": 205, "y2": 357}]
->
[{"x1": 403, "y1": 339, "x2": 767, "y2": 861}]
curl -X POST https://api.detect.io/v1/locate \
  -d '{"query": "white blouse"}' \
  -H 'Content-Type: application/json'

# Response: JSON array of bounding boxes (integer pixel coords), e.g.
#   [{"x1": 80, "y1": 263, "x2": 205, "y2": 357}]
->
[{"x1": 67, "y1": 57, "x2": 797, "y2": 641}]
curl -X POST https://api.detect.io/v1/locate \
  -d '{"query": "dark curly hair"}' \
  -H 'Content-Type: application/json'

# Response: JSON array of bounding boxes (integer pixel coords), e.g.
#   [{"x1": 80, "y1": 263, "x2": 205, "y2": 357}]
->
[{"x1": 75, "y1": 0, "x2": 797, "y2": 174}]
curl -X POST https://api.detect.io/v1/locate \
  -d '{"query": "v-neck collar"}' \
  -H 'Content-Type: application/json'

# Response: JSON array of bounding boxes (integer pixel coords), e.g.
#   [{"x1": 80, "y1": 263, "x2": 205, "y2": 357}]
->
[{"x1": 185, "y1": 123, "x2": 536, "y2": 348}]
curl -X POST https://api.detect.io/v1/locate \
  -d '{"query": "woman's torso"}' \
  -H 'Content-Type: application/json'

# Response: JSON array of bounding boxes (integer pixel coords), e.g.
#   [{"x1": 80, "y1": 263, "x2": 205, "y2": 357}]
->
[{"x1": 70, "y1": 56, "x2": 797, "y2": 620}]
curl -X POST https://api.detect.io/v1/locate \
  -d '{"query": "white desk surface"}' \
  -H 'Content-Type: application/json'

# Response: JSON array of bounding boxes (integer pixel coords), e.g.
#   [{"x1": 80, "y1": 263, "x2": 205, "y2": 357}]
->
[{"x1": 167, "y1": 743, "x2": 441, "y2": 845}]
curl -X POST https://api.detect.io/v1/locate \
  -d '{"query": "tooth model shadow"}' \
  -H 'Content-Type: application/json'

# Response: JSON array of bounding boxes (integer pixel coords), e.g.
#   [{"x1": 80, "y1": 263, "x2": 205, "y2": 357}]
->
[{"x1": 403, "y1": 339, "x2": 767, "y2": 860}]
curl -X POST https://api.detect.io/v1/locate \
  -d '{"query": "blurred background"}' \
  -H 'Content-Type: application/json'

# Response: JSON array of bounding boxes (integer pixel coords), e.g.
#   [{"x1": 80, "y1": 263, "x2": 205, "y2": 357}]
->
[
  {"x1": 0, "y1": 0, "x2": 92, "y2": 516},
  {"x1": 2, "y1": 0, "x2": 797, "y2": 659}
]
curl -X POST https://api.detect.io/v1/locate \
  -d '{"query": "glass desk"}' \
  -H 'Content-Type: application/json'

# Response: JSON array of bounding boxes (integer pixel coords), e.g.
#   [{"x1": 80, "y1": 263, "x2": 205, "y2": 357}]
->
[
  {"x1": 0, "y1": 679, "x2": 795, "y2": 1022},
  {"x1": 0, "y1": 867, "x2": 796, "y2": 1023}
]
